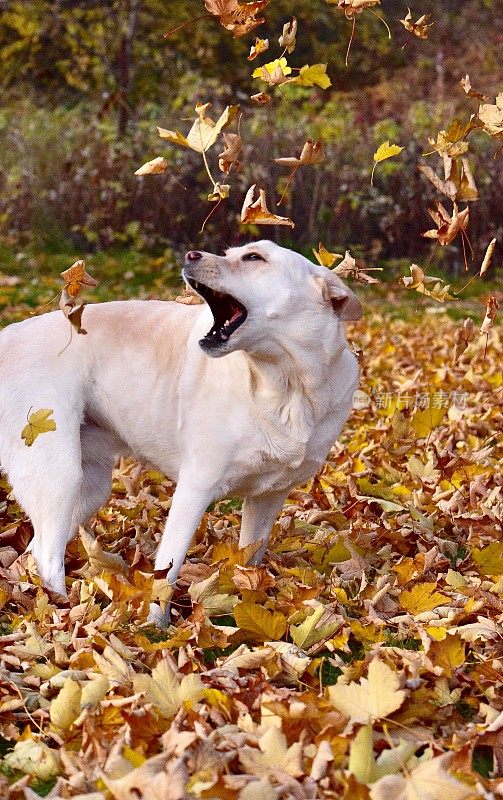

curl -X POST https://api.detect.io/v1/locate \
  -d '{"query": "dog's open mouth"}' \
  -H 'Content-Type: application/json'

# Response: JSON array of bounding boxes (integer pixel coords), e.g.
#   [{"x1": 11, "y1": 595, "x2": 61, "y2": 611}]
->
[{"x1": 186, "y1": 278, "x2": 248, "y2": 349}]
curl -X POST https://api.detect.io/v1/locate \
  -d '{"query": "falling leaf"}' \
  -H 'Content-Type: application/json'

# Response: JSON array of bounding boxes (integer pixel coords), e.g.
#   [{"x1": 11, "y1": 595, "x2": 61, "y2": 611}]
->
[
  {"x1": 371, "y1": 141, "x2": 403, "y2": 184},
  {"x1": 291, "y1": 63, "x2": 332, "y2": 89},
  {"x1": 241, "y1": 184, "x2": 294, "y2": 227},
  {"x1": 233, "y1": 602, "x2": 287, "y2": 640},
  {"x1": 218, "y1": 132, "x2": 242, "y2": 174},
  {"x1": 313, "y1": 243, "x2": 343, "y2": 267},
  {"x1": 250, "y1": 91, "x2": 271, "y2": 104},
  {"x1": 207, "y1": 182, "x2": 231, "y2": 201},
  {"x1": 252, "y1": 57, "x2": 292, "y2": 87},
  {"x1": 426, "y1": 131, "x2": 469, "y2": 159},
  {"x1": 59, "y1": 289, "x2": 88, "y2": 335},
  {"x1": 248, "y1": 37, "x2": 269, "y2": 60},
  {"x1": 401, "y1": 264, "x2": 454, "y2": 302},
  {"x1": 21, "y1": 408, "x2": 57, "y2": 447},
  {"x1": 275, "y1": 139, "x2": 325, "y2": 168},
  {"x1": 480, "y1": 294, "x2": 499, "y2": 335},
  {"x1": 422, "y1": 202, "x2": 469, "y2": 246},
  {"x1": 327, "y1": 0, "x2": 381, "y2": 19},
  {"x1": 418, "y1": 163, "x2": 457, "y2": 200},
  {"x1": 328, "y1": 658, "x2": 406, "y2": 723},
  {"x1": 60, "y1": 260, "x2": 98, "y2": 298},
  {"x1": 334, "y1": 250, "x2": 381, "y2": 284},
  {"x1": 399, "y1": 8, "x2": 434, "y2": 38},
  {"x1": 370, "y1": 753, "x2": 474, "y2": 800},
  {"x1": 204, "y1": 0, "x2": 271, "y2": 37},
  {"x1": 278, "y1": 18, "x2": 297, "y2": 53},
  {"x1": 460, "y1": 74, "x2": 489, "y2": 102},
  {"x1": 158, "y1": 103, "x2": 238, "y2": 154},
  {"x1": 134, "y1": 156, "x2": 168, "y2": 176},
  {"x1": 478, "y1": 93, "x2": 503, "y2": 138},
  {"x1": 399, "y1": 582, "x2": 449, "y2": 614},
  {"x1": 452, "y1": 318, "x2": 475, "y2": 364},
  {"x1": 480, "y1": 238, "x2": 497, "y2": 276}
]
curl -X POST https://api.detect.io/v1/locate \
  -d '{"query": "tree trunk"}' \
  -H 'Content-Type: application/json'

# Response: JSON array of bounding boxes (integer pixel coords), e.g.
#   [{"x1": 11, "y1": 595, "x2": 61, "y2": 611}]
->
[{"x1": 117, "y1": 0, "x2": 141, "y2": 138}]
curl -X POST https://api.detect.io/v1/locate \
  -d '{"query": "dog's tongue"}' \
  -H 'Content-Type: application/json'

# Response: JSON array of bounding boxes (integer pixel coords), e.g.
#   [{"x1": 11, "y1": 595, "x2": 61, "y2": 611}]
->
[{"x1": 229, "y1": 305, "x2": 242, "y2": 325}]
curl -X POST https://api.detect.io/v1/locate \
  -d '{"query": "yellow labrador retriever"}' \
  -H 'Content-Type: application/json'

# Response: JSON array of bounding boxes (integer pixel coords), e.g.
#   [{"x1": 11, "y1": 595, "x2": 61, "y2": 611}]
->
[{"x1": 0, "y1": 241, "x2": 362, "y2": 623}]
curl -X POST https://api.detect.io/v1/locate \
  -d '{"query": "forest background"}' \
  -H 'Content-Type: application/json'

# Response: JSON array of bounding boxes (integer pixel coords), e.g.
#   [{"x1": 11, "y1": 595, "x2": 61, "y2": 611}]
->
[{"x1": 0, "y1": 0, "x2": 502, "y2": 282}]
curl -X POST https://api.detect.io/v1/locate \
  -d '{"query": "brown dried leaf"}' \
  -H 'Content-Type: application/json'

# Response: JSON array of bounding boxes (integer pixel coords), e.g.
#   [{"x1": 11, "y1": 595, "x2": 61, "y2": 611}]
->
[
  {"x1": 218, "y1": 132, "x2": 242, "y2": 174},
  {"x1": 480, "y1": 295, "x2": 499, "y2": 334},
  {"x1": 278, "y1": 18, "x2": 297, "y2": 53},
  {"x1": 241, "y1": 184, "x2": 294, "y2": 227},
  {"x1": 399, "y1": 7, "x2": 434, "y2": 38},
  {"x1": 60, "y1": 260, "x2": 98, "y2": 298}
]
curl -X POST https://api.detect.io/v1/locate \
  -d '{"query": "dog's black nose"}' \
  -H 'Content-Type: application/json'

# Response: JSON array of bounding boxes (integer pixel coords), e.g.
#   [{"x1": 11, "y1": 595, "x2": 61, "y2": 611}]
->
[{"x1": 186, "y1": 250, "x2": 203, "y2": 262}]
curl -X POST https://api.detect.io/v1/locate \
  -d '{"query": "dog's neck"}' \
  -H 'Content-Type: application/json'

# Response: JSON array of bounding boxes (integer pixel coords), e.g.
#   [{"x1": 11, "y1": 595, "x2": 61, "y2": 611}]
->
[{"x1": 243, "y1": 339, "x2": 347, "y2": 435}]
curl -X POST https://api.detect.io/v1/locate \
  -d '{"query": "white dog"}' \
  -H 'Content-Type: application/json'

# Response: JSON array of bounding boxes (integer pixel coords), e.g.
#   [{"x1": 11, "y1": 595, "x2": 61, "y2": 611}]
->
[{"x1": 0, "y1": 241, "x2": 361, "y2": 622}]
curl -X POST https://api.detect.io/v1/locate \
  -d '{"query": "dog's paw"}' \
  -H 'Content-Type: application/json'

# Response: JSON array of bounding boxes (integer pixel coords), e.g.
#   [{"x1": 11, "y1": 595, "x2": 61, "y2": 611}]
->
[{"x1": 147, "y1": 602, "x2": 171, "y2": 628}]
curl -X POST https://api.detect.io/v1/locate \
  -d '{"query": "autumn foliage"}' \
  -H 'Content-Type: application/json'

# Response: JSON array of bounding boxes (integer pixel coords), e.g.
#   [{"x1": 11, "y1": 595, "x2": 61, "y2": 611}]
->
[{"x1": 0, "y1": 0, "x2": 502, "y2": 798}]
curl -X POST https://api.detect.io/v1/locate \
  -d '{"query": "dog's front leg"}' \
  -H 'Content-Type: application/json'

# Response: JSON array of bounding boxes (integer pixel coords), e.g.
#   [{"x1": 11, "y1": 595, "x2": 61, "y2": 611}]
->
[
  {"x1": 148, "y1": 481, "x2": 214, "y2": 626},
  {"x1": 239, "y1": 490, "x2": 288, "y2": 565}
]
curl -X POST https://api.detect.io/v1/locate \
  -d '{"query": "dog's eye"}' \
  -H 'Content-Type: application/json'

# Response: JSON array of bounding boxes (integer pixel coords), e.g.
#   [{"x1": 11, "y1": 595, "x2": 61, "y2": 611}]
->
[{"x1": 242, "y1": 253, "x2": 264, "y2": 262}]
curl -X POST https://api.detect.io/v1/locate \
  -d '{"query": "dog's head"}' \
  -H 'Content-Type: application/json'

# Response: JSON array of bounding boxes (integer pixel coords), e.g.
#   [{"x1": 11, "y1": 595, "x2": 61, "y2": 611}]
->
[{"x1": 183, "y1": 240, "x2": 363, "y2": 359}]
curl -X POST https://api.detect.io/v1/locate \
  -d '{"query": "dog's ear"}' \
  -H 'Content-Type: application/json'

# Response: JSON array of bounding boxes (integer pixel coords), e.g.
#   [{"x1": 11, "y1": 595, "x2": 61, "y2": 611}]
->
[{"x1": 314, "y1": 273, "x2": 363, "y2": 321}]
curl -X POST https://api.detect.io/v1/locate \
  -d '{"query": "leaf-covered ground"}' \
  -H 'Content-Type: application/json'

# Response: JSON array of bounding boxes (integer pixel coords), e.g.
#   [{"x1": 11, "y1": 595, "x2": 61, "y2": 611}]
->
[{"x1": 0, "y1": 257, "x2": 502, "y2": 799}]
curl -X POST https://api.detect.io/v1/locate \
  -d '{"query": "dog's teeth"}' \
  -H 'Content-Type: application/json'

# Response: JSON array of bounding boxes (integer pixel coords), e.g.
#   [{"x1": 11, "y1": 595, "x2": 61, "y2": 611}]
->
[{"x1": 221, "y1": 333, "x2": 228, "y2": 341}]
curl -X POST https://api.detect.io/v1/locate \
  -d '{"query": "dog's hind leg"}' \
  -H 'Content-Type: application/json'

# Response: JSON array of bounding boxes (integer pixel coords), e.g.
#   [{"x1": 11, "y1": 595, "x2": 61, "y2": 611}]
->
[
  {"x1": 239, "y1": 490, "x2": 288, "y2": 565},
  {"x1": 68, "y1": 423, "x2": 116, "y2": 538},
  {"x1": 7, "y1": 424, "x2": 84, "y2": 596}
]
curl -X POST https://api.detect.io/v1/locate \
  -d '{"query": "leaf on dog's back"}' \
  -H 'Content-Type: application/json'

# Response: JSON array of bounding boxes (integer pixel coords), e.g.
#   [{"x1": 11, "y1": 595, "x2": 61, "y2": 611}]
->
[
  {"x1": 21, "y1": 408, "x2": 57, "y2": 447},
  {"x1": 234, "y1": 602, "x2": 287, "y2": 641},
  {"x1": 60, "y1": 260, "x2": 98, "y2": 298}
]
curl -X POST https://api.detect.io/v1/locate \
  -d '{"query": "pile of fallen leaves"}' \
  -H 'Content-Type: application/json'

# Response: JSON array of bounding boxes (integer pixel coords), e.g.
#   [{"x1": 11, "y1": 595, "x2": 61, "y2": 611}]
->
[{"x1": 0, "y1": 304, "x2": 502, "y2": 799}]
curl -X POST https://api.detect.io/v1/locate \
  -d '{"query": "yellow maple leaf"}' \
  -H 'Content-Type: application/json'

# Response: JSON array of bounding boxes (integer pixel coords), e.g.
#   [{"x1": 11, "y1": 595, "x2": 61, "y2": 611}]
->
[
  {"x1": 472, "y1": 541, "x2": 503, "y2": 576},
  {"x1": 328, "y1": 657, "x2": 406, "y2": 723},
  {"x1": 399, "y1": 582, "x2": 449, "y2": 615},
  {"x1": 21, "y1": 408, "x2": 57, "y2": 447},
  {"x1": 313, "y1": 243, "x2": 343, "y2": 267},
  {"x1": 239, "y1": 726, "x2": 304, "y2": 777},
  {"x1": 234, "y1": 602, "x2": 287, "y2": 641},
  {"x1": 291, "y1": 63, "x2": 332, "y2": 89},
  {"x1": 133, "y1": 658, "x2": 204, "y2": 718},
  {"x1": 371, "y1": 141, "x2": 403, "y2": 184},
  {"x1": 411, "y1": 404, "x2": 447, "y2": 437},
  {"x1": 428, "y1": 634, "x2": 465, "y2": 678}
]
